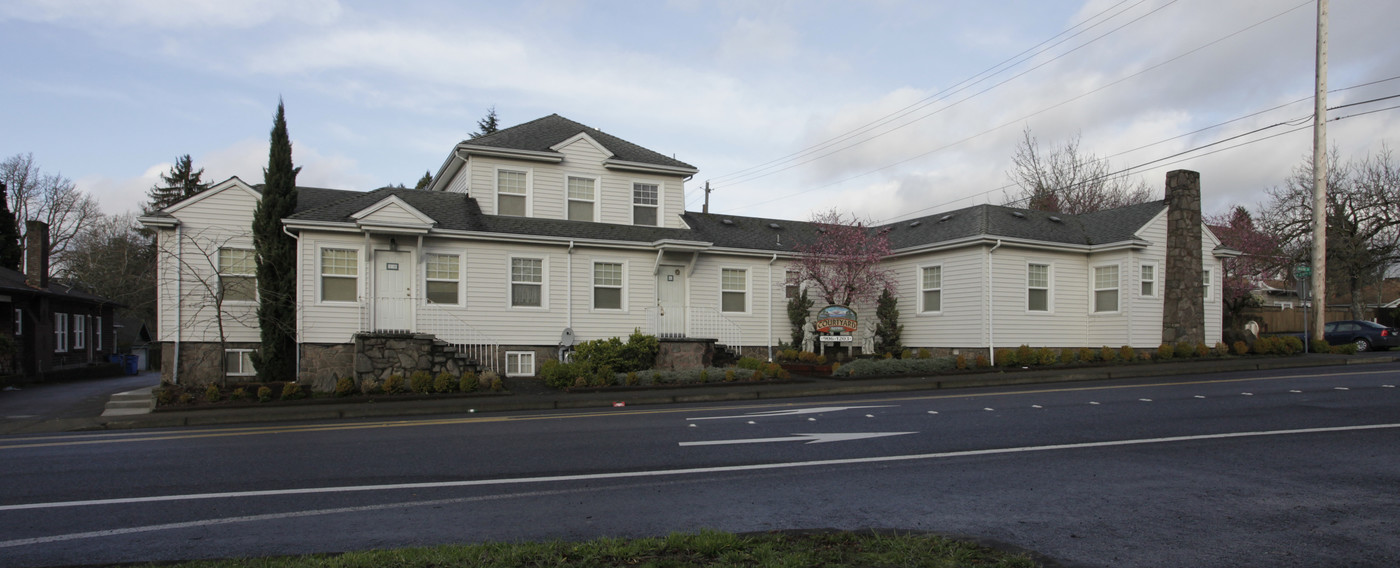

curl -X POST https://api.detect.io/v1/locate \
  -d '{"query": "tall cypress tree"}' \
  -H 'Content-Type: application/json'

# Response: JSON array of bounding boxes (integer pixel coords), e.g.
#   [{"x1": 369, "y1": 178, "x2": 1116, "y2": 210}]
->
[
  {"x1": 0, "y1": 182, "x2": 20, "y2": 271},
  {"x1": 251, "y1": 100, "x2": 301, "y2": 382}
]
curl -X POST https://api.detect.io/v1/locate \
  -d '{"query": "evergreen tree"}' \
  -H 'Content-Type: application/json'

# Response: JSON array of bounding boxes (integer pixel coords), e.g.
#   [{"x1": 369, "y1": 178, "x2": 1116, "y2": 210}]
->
[
  {"x1": 469, "y1": 106, "x2": 499, "y2": 139},
  {"x1": 145, "y1": 154, "x2": 207, "y2": 212},
  {"x1": 414, "y1": 170, "x2": 433, "y2": 190},
  {"x1": 787, "y1": 288, "x2": 814, "y2": 348},
  {"x1": 251, "y1": 100, "x2": 301, "y2": 382},
  {"x1": 873, "y1": 288, "x2": 903, "y2": 355},
  {"x1": 0, "y1": 182, "x2": 20, "y2": 271}
]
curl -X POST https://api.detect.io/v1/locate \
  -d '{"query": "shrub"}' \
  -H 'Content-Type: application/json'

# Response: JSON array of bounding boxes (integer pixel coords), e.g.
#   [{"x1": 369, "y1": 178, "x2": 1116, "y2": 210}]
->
[
  {"x1": 1156, "y1": 343, "x2": 1174, "y2": 360},
  {"x1": 625, "y1": 371, "x2": 639, "y2": 386},
  {"x1": 156, "y1": 387, "x2": 176, "y2": 405},
  {"x1": 749, "y1": 369, "x2": 764, "y2": 382},
  {"x1": 1232, "y1": 341, "x2": 1250, "y2": 356},
  {"x1": 831, "y1": 362, "x2": 841, "y2": 375},
  {"x1": 816, "y1": 354, "x2": 827, "y2": 365},
  {"x1": 541, "y1": 360, "x2": 585, "y2": 389},
  {"x1": 1079, "y1": 347, "x2": 1097, "y2": 363},
  {"x1": 698, "y1": 369, "x2": 709, "y2": 383},
  {"x1": 434, "y1": 371, "x2": 456, "y2": 393},
  {"x1": 178, "y1": 392, "x2": 195, "y2": 404},
  {"x1": 1214, "y1": 342, "x2": 1230, "y2": 356},
  {"x1": 231, "y1": 387, "x2": 247, "y2": 401},
  {"x1": 996, "y1": 349, "x2": 1017, "y2": 367},
  {"x1": 652, "y1": 371, "x2": 661, "y2": 383},
  {"x1": 975, "y1": 354, "x2": 989, "y2": 368},
  {"x1": 1016, "y1": 344, "x2": 1034, "y2": 364},
  {"x1": 1174, "y1": 342, "x2": 1195, "y2": 359},
  {"x1": 798, "y1": 351, "x2": 819, "y2": 364},
  {"x1": 1278, "y1": 335, "x2": 1303, "y2": 355},
  {"x1": 1036, "y1": 348, "x2": 1058, "y2": 366},
  {"x1": 883, "y1": 352, "x2": 893, "y2": 359},
  {"x1": 736, "y1": 357, "x2": 763, "y2": 370},
  {"x1": 1251, "y1": 336, "x2": 1274, "y2": 355},
  {"x1": 1310, "y1": 339, "x2": 1330, "y2": 354},
  {"x1": 1099, "y1": 346, "x2": 1118, "y2": 362},
  {"x1": 724, "y1": 370, "x2": 736, "y2": 382},
  {"x1": 1195, "y1": 343, "x2": 1210, "y2": 358},
  {"x1": 334, "y1": 376, "x2": 356, "y2": 397},
  {"x1": 765, "y1": 362, "x2": 791, "y2": 380},
  {"x1": 459, "y1": 371, "x2": 478, "y2": 392},
  {"x1": 777, "y1": 349, "x2": 800, "y2": 362},
  {"x1": 589, "y1": 366, "x2": 613, "y2": 387},
  {"x1": 900, "y1": 349, "x2": 912, "y2": 359},
  {"x1": 204, "y1": 384, "x2": 222, "y2": 402},
  {"x1": 490, "y1": 378, "x2": 504, "y2": 392},
  {"x1": 480, "y1": 370, "x2": 501, "y2": 390},
  {"x1": 257, "y1": 386, "x2": 273, "y2": 402},
  {"x1": 1060, "y1": 348, "x2": 1078, "y2": 364},
  {"x1": 955, "y1": 354, "x2": 967, "y2": 370},
  {"x1": 1332, "y1": 342, "x2": 1358, "y2": 355},
  {"x1": 384, "y1": 374, "x2": 406, "y2": 394},
  {"x1": 573, "y1": 329, "x2": 660, "y2": 374},
  {"x1": 574, "y1": 377, "x2": 587, "y2": 388},
  {"x1": 281, "y1": 382, "x2": 306, "y2": 400},
  {"x1": 359, "y1": 378, "x2": 382, "y2": 395},
  {"x1": 409, "y1": 371, "x2": 434, "y2": 394},
  {"x1": 918, "y1": 348, "x2": 931, "y2": 359}
]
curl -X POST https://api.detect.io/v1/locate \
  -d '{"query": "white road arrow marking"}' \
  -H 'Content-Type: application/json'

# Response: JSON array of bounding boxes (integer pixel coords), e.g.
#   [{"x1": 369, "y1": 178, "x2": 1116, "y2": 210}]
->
[
  {"x1": 679, "y1": 432, "x2": 916, "y2": 447},
  {"x1": 687, "y1": 406, "x2": 894, "y2": 421}
]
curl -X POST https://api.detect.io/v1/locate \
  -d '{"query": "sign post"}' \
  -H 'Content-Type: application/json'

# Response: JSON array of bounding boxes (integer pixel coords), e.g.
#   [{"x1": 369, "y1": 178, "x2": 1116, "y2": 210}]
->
[{"x1": 1295, "y1": 265, "x2": 1312, "y2": 353}]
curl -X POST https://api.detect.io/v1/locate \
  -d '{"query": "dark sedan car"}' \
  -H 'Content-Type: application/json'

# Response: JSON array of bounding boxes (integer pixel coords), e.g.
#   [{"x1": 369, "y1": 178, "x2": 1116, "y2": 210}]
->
[{"x1": 1324, "y1": 320, "x2": 1400, "y2": 352}]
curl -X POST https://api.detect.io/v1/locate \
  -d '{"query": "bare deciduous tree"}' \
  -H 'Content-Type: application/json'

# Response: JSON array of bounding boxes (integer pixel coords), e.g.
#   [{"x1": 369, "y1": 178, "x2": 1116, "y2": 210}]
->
[
  {"x1": 1, "y1": 153, "x2": 102, "y2": 268},
  {"x1": 1005, "y1": 127, "x2": 1155, "y2": 214},
  {"x1": 59, "y1": 213, "x2": 157, "y2": 328}
]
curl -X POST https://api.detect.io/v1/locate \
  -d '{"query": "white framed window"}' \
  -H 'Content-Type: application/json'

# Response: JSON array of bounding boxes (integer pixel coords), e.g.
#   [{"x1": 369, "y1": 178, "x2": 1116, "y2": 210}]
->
[
  {"x1": 54, "y1": 313, "x2": 67, "y2": 352},
  {"x1": 1140, "y1": 263, "x2": 1158, "y2": 298},
  {"x1": 510, "y1": 257, "x2": 544, "y2": 308},
  {"x1": 1093, "y1": 264, "x2": 1120, "y2": 313},
  {"x1": 225, "y1": 349, "x2": 255, "y2": 376},
  {"x1": 593, "y1": 261, "x2": 624, "y2": 311},
  {"x1": 320, "y1": 248, "x2": 359, "y2": 303},
  {"x1": 633, "y1": 182, "x2": 659, "y2": 226},
  {"x1": 721, "y1": 268, "x2": 747, "y2": 313},
  {"x1": 74, "y1": 314, "x2": 86, "y2": 350},
  {"x1": 13, "y1": 308, "x2": 20, "y2": 336},
  {"x1": 506, "y1": 351, "x2": 535, "y2": 377},
  {"x1": 218, "y1": 248, "x2": 257, "y2": 302},
  {"x1": 96, "y1": 316, "x2": 102, "y2": 350},
  {"x1": 425, "y1": 253, "x2": 461, "y2": 305},
  {"x1": 785, "y1": 270, "x2": 801, "y2": 300},
  {"x1": 920, "y1": 265, "x2": 942, "y2": 313},
  {"x1": 1027, "y1": 263, "x2": 1050, "y2": 312},
  {"x1": 1203, "y1": 268, "x2": 1213, "y2": 300},
  {"x1": 496, "y1": 168, "x2": 530, "y2": 217},
  {"x1": 567, "y1": 176, "x2": 597, "y2": 222}
]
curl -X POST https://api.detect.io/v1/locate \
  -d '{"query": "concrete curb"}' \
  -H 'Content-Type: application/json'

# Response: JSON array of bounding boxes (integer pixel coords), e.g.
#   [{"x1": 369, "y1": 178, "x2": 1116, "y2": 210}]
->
[{"x1": 16, "y1": 354, "x2": 1399, "y2": 434}]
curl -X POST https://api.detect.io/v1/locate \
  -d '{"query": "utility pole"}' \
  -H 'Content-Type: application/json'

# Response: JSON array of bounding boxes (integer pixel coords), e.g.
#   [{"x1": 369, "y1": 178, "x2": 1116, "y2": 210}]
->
[
  {"x1": 702, "y1": 180, "x2": 712, "y2": 214},
  {"x1": 1310, "y1": 0, "x2": 1328, "y2": 342}
]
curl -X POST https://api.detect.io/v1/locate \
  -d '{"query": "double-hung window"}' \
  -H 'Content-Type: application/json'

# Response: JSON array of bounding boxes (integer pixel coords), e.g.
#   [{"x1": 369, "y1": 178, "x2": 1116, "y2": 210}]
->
[
  {"x1": 633, "y1": 182, "x2": 659, "y2": 226},
  {"x1": 1140, "y1": 264, "x2": 1157, "y2": 297},
  {"x1": 73, "y1": 315, "x2": 86, "y2": 350},
  {"x1": 1027, "y1": 263, "x2": 1049, "y2": 312},
  {"x1": 54, "y1": 313, "x2": 68, "y2": 352},
  {"x1": 1093, "y1": 265, "x2": 1120, "y2": 313},
  {"x1": 425, "y1": 253, "x2": 460, "y2": 305},
  {"x1": 593, "y1": 262, "x2": 623, "y2": 310},
  {"x1": 1203, "y1": 268, "x2": 1213, "y2": 300},
  {"x1": 497, "y1": 169, "x2": 529, "y2": 217},
  {"x1": 785, "y1": 270, "x2": 801, "y2": 300},
  {"x1": 920, "y1": 265, "x2": 942, "y2": 313},
  {"x1": 567, "y1": 177, "x2": 596, "y2": 222},
  {"x1": 320, "y1": 249, "x2": 358, "y2": 302},
  {"x1": 721, "y1": 268, "x2": 747, "y2": 313},
  {"x1": 218, "y1": 248, "x2": 257, "y2": 302},
  {"x1": 511, "y1": 258, "x2": 543, "y2": 308}
]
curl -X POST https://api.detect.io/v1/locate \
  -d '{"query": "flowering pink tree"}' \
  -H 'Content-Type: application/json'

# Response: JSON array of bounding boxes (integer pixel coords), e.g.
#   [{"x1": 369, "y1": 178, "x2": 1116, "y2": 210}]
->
[
  {"x1": 1207, "y1": 206, "x2": 1284, "y2": 329},
  {"x1": 790, "y1": 209, "x2": 895, "y2": 307}
]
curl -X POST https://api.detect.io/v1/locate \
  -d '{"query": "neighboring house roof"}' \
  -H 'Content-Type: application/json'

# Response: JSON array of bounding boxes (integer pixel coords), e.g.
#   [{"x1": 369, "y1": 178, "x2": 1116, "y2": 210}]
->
[
  {"x1": 466, "y1": 114, "x2": 696, "y2": 171},
  {"x1": 0, "y1": 267, "x2": 122, "y2": 305}
]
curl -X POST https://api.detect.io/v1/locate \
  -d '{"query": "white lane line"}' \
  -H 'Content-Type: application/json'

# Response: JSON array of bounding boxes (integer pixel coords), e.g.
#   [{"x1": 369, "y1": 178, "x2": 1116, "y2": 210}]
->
[
  {"x1": 687, "y1": 406, "x2": 894, "y2": 421},
  {"x1": 1242, "y1": 393, "x2": 1254, "y2": 396},
  {"x1": 1139, "y1": 398, "x2": 1153, "y2": 402},
  {"x1": 1334, "y1": 387, "x2": 1350, "y2": 391},
  {"x1": 1290, "y1": 390, "x2": 1303, "y2": 393},
  {"x1": 1031, "y1": 405, "x2": 1043, "y2": 409},
  {"x1": 1194, "y1": 395, "x2": 1206, "y2": 399},
  {"x1": 6, "y1": 423, "x2": 1396, "y2": 514},
  {"x1": 1089, "y1": 402, "x2": 1100, "y2": 405}
]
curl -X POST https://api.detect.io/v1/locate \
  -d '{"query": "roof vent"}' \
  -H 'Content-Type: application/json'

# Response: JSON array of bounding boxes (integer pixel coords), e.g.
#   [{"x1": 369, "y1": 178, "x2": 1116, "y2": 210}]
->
[
  {"x1": 722, "y1": 219, "x2": 734, "y2": 225},
  {"x1": 1011, "y1": 211, "x2": 1026, "y2": 219},
  {"x1": 909, "y1": 220, "x2": 922, "y2": 228},
  {"x1": 816, "y1": 227, "x2": 827, "y2": 233},
  {"x1": 1049, "y1": 216, "x2": 1063, "y2": 223},
  {"x1": 939, "y1": 215, "x2": 952, "y2": 222},
  {"x1": 768, "y1": 223, "x2": 782, "y2": 230}
]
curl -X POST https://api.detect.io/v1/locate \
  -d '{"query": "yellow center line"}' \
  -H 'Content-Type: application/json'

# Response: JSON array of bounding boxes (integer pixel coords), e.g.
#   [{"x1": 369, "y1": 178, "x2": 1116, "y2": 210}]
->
[{"x1": 2, "y1": 367, "x2": 1394, "y2": 450}]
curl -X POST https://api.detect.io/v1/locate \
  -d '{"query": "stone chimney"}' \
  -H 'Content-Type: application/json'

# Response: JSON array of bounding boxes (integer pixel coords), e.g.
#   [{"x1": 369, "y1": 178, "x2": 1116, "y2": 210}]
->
[
  {"x1": 1161, "y1": 170, "x2": 1204, "y2": 344},
  {"x1": 24, "y1": 220, "x2": 49, "y2": 290}
]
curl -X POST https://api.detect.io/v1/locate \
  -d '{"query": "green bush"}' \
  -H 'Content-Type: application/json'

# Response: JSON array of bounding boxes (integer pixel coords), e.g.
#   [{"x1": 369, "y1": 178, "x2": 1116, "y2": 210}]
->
[
  {"x1": 1310, "y1": 339, "x2": 1330, "y2": 354},
  {"x1": 178, "y1": 392, "x2": 194, "y2": 404},
  {"x1": 572, "y1": 329, "x2": 660, "y2": 374},
  {"x1": 334, "y1": 376, "x2": 356, "y2": 397},
  {"x1": 1214, "y1": 342, "x2": 1230, "y2": 356},
  {"x1": 359, "y1": 378, "x2": 382, "y2": 395},
  {"x1": 383, "y1": 374, "x2": 405, "y2": 394},
  {"x1": 917, "y1": 348, "x2": 931, "y2": 359},
  {"x1": 433, "y1": 371, "x2": 456, "y2": 393},
  {"x1": 831, "y1": 356, "x2": 957, "y2": 378},
  {"x1": 257, "y1": 386, "x2": 273, "y2": 402},
  {"x1": 1120, "y1": 345, "x2": 1136, "y2": 362},
  {"x1": 975, "y1": 354, "x2": 989, "y2": 368},
  {"x1": 1015, "y1": 344, "x2": 1034, "y2": 364},
  {"x1": 281, "y1": 382, "x2": 306, "y2": 400},
  {"x1": 900, "y1": 349, "x2": 912, "y2": 359},
  {"x1": 1100, "y1": 346, "x2": 1119, "y2": 362},
  {"x1": 955, "y1": 354, "x2": 967, "y2": 369},
  {"x1": 459, "y1": 371, "x2": 478, "y2": 392},
  {"x1": 625, "y1": 371, "x2": 639, "y2": 386},
  {"x1": 409, "y1": 371, "x2": 434, "y2": 394},
  {"x1": 1156, "y1": 343, "x2": 1174, "y2": 360},
  {"x1": 1036, "y1": 348, "x2": 1058, "y2": 366},
  {"x1": 996, "y1": 349, "x2": 1017, "y2": 367},
  {"x1": 798, "y1": 351, "x2": 819, "y2": 364},
  {"x1": 1195, "y1": 343, "x2": 1210, "y2": 358},
  {"x1": 1174, "y1": 342, "x2": 1194, "y2": 359},
  {"x1": 204, "y1": 384, "x2": 222, "y2": 402},
  {"x1": 698, "y1": 369, "x2": 709, "y2": 383},
  {"x1": 736, "y1": 356, "x2": 763, "y2": 370},
  {"x1": 724, "y1": 370, "x2": 736, "y2": 382},
  {"x1": 1332, "y1": 342, "x2": 1358, "y2": 355},
  {"x1": 1059, "y1": 348, "x2": 1078, "y2": 364},
  {"x1": 749, "y1": 369, "x2": 764, "y2": 382},
  {"x1": 231, "y1": 387, "x2": 247, "y2": 401},
  {"x1": 1232, "y1": 341, "x2": 1250, "y2": 356},
  {"x1": 1078, "y1": 347, "x2": 1097, "y2": 363},
  {"x1": 1278, "y1": 335, "x2": 1303, "y2": 355}
]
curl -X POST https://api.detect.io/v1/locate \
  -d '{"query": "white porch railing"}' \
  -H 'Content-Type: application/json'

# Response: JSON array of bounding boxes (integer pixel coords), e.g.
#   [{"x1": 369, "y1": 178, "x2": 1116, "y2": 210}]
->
[
  {"x1": 644, "y1": 306, "x2": 743, "y2": 348},
  {"x1": 358, "y1": 297, "x2": 501, "y2": 374}
]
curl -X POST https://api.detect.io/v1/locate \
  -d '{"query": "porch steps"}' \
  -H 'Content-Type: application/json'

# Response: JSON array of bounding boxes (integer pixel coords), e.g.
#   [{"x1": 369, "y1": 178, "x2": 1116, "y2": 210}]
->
[{"x1": 101, "y1": 386, "x2": 156, "y2": 416}]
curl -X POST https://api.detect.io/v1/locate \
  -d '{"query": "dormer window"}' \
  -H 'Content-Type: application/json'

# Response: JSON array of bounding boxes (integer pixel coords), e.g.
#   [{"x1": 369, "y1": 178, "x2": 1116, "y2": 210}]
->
[
  {"x1": 567, "y1": 177, "x2": 596, "y2": 222},
  {"x1": 633, "y1": 182, "x2": 659, "y2": 226},
  {"x1": 497, "y1": 169, "x2": 529, "y2": 217}
]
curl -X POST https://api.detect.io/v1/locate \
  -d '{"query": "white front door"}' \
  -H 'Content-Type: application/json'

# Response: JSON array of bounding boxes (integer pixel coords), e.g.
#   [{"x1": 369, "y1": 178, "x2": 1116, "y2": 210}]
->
[
  {"x1": 374, "y1": 250, "x2": 413, "y2": 331},
  {"x1": 656, "y1": 265, "x2": 686, "y2": 337}
]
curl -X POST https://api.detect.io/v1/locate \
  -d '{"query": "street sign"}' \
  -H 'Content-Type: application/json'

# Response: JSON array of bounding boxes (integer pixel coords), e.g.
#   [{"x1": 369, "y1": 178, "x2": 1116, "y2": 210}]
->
[{"x1": 1294, "y1": 265, "x2": 1312, "y2": 279}]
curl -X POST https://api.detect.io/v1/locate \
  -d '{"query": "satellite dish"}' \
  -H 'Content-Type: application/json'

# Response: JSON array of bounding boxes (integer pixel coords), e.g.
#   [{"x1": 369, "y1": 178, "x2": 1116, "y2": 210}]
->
[{"x1": 559, "y1": 327, "x2": 577, "y2": 347}]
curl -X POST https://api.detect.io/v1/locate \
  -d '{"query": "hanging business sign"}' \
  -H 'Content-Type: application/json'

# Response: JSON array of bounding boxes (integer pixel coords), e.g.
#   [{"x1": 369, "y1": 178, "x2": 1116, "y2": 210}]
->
[{"x1": 814, "y1": 305, "x2": 857, "y2": 334}]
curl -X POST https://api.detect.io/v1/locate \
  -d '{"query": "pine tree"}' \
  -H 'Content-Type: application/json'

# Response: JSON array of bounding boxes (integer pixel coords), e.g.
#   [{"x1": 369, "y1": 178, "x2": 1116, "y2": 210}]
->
[
  {"x1": 414, "y1": 170, "x2": 433, "y2": 190},
  {"x1": 469, "y1": 106, "x2": 499, "y2": 139},
  {"x1": 873, "y1": 288, "x2": 903, "y2": 355},
  {"x1": 0, "y1": 182, "x2": 20, "y2": 271},
  {"x1": 251, "y1": 100, "x2": 301, "y2": 382},
  {"x1": 145, "y1": 154, "x2": 207, "y2": 212}
]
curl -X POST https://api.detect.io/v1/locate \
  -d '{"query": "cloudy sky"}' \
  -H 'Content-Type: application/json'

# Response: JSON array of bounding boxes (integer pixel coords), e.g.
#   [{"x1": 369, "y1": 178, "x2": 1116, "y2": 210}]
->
[{"x1": 2, "y1": 0, "x2": 1398, "y2": 224}]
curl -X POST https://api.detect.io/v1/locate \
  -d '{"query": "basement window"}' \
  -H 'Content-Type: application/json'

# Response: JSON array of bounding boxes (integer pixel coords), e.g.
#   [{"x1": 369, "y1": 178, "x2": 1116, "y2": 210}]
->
[{"x1": 506, "y1": 351, "x2": 536, "y2": 377}]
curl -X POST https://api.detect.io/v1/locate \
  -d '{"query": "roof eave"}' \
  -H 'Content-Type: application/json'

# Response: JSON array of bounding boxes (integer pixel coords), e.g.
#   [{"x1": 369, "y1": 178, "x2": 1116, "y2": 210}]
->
[
  {"x1": 457, "y1": 144, "x2": 564, "y2": 164},
  {"x1": 603, "y1": 159, "x2": 698, "y2": 176}
]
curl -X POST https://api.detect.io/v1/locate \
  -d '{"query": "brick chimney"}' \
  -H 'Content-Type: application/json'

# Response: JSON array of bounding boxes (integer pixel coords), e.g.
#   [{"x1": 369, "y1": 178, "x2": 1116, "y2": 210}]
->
[
  {"x1": 1161, "y1": 170, "x2": 1204, "y2": 344},
  {"x1": 24, "y1": 220, "x2": 49, "y2": 290}
]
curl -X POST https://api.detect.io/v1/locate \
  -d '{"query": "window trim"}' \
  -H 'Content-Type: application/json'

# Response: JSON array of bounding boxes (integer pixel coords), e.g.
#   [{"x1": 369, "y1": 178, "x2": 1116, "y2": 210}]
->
[
  {"x1": 505, "y1": 351, "x2": 536, "y2": 377},
  {"x1": 96, "y1": 315, "x2": 102, "y2": 350},
  {"x1": 918, "y1": 263, "x2": 943, "y2": 314},
  {"x1": 784, "y1": 269, "x2": 802, "y2": 300},
  {"x1": 495, "y1": 166, "x2": 533, "y2": 217},
  {"x1": 225, "y1": 349, "x2": 256, "y2": 377},
  {"x1": 1203, "y1": 267, "x2": 1213, "y2": 301},
  {"x1": 566, "y1": 175, "x2": 598, "y2": 222},
  {"x1": 318, "y1": 246, "x2": 360, "y2": 304},
  {"x1": 1139, "y1": 262, "x2": 1158, "y2": 298},
  {"x1": 13, "y1": 308, "x2": 20, "y2": 336},
  {"x1": 54, "y1": 313, "x2": 68, "y2": 352},
  {"x1": 720, "y1": 267, "x2": 749, "y2": 314},
  {"x1": 217, "y1": 247, "x2": 257, "y2": 304},
  {"x1": 591, "y1": 260, "x2": 627, "y2": 312},
  {"x1": 509, "y1": 256, "x2": 548, "y2": 310},
  {"x1": 73, "y1": 314, "x2": 86, "y2": 350},
  {"x1": 424, "y1": 251, "x2": 464, "y2": 306},
  {"x1": 1092, "y1": 263, "x2": 1121, "y2": 314},
  {"x1": 631, "y1": 180, "x2": 662, "y2": 227},
  {"x1": 1026, "y1": 261, "x2": 1052, "y2": 313}
]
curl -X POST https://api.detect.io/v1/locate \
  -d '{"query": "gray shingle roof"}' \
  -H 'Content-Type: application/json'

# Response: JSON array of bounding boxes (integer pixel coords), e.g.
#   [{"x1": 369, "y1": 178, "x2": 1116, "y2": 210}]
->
[
  {"x1": 466, "y1": 114, "x2": 696, "y2": 171},
  {"x1": 0, "y1": 266, "x2": 122, "y2": 305}
]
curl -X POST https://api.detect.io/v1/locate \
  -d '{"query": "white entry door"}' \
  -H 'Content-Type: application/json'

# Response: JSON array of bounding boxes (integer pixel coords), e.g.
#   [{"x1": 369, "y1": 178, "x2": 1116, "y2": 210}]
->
[
  {"x1": 374, "y1": 250, "x2": 413, "y2": 331},
  {"x1": 656, "y1": 265, "x2": 686, "y2": 337}
]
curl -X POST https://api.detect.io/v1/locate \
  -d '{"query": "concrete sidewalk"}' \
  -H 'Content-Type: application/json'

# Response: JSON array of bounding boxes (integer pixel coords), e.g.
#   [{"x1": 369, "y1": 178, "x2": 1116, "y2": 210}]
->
[{"x1": 7, "y1": 354, "x2": 1398, "y2": 435}]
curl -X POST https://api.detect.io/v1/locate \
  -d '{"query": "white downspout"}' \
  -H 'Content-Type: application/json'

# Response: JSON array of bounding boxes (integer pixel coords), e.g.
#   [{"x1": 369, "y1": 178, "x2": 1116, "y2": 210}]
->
[
  {"x1": 768, "y1": 253, "x2": 777, "y2": 362},
  {"x1": 284, "y1": 225, "x2": 302, "y2": 378},
  {"x1": 173, "y1": 224, "x2": 182, "y2": 385},
  {"x1": 987, "y1": 239, "x2": 1002, "y2": 366},
  {"x1": 567, "y1": 241, "x2": 575, "y2": 330}
]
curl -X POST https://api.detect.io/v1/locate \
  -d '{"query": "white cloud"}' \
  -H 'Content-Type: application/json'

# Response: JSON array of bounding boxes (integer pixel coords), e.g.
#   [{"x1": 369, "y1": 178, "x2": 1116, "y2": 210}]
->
[
  {"x1": 0, "y1": 0, "x2": 341, "y2": 28},
  {"x1": 718, "y1": 18, "x2": 799, "y2": 62}
]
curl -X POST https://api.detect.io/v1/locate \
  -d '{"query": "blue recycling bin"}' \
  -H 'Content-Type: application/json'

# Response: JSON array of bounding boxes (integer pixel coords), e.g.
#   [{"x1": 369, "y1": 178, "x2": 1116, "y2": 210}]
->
[
  {"x1": 124, "y1": 354, "x2": 139, "y2": 375},
  {"x1": 109, "y1": 354, "x2": 122, "y2": 364}
]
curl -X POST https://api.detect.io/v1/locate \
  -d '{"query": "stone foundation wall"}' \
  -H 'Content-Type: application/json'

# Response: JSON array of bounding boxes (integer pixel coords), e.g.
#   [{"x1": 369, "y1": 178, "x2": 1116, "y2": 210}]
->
[
  {"x1": 158, "y1": 341, "x2": 259, "y2": 387},
  {"x1": 300, "y1": 343, "x2": 355, "y2": 392},
  {"x1": 354, "y1": 333, "x2": 477, "y2": 385},
  {"x1": 655, "y1": 339, "x2": 715, "y2": 370}
]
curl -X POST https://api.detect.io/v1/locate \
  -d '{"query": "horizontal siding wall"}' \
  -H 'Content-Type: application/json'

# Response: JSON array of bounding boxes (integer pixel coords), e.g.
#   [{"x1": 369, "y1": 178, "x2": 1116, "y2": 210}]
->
[
  {"x1": 887, "y1": 248, "x2": 987, "y2": 349},
  {"x1": 299, "y1": 234, "x2": 369, "y2": 344},
  {"x1": 159, "y1": 188, "x2": 261, "y2": 343}
]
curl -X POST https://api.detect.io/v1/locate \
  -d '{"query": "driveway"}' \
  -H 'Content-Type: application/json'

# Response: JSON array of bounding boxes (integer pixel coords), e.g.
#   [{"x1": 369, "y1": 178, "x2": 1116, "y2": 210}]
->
[{"x1": 0, "y1": 371, "x2": 160, "y2": 434}]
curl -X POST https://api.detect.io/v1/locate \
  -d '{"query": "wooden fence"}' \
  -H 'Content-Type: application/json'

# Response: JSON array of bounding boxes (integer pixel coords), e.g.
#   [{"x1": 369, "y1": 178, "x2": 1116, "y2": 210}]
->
[{"x1": 1240, "y1": 306, "x2": 1357, "y2": 334}]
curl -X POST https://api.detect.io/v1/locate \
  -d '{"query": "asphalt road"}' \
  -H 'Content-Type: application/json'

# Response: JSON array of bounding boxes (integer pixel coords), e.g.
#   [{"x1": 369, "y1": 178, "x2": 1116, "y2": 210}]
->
[{"x1": 2, "y1": 363, "x2": 1398, "y2": 567}]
